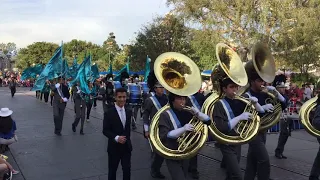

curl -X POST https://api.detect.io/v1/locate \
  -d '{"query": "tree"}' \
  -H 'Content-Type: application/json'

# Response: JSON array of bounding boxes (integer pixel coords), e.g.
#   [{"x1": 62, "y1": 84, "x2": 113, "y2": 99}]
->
[
  {"x1": 0, "y1": 42, "x2": 17, "y2": 54},
  {"x1": 129, "y1": 14, "x2": 194, "y2": 71},
  {"x1": 167, "y1": 0, "x2": 320, "y2": 71},
  {"x1": 16, "y1": 42, "x2": 59, "y2": 69}
]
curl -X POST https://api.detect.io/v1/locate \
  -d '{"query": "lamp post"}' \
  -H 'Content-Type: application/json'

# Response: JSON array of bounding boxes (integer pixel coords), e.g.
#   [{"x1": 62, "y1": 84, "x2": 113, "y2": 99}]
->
[{"x1": 107, "y1": 35, "x2": 116, "y2": 72}]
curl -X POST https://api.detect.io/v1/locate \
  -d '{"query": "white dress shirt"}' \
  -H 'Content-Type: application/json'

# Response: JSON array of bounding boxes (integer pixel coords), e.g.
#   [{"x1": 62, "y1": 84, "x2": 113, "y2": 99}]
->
[{"x1": 114, "y1": 104, "x2": 126, "y2": 142}]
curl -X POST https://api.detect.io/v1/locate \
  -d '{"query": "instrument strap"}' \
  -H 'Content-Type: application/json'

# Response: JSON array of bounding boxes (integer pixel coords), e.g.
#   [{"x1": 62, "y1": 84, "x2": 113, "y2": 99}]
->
[
  {"x1": 220, "y1": 99, "x2": 235, "y2": 121},
  {"x1": 166, "y1": 109, "x2": 182, "y2": 129},
  {"x1": 189, "y1": 95, "x2": 201, "y2": 111},
  {"x1": 57, "y1": 85, "x2": 65, "y2": 99},
  {"x1": 150, "y1": 96, "x2": 162, "y2": 110}
]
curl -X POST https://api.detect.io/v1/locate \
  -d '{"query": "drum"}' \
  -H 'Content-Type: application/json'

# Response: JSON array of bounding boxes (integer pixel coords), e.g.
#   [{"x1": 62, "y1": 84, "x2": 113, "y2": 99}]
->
[
  {"x1": 139, "y1": 82, "x2": 149, "y2": 94},
  {"x1": 113, "y1": 81, "x2": 122, "y2": 90},
  {"x1": 128, "y1": 83, "x2": 142, "y2": 104}
]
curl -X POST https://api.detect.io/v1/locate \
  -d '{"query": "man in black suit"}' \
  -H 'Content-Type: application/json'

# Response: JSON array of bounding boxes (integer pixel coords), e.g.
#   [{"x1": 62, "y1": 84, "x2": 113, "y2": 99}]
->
[
  {"x1": 103, "y1": 87, "x2": 132, "y2": 180},
  {"x1": 51, "y1": 77, "x2": 70, "y2": 136}
]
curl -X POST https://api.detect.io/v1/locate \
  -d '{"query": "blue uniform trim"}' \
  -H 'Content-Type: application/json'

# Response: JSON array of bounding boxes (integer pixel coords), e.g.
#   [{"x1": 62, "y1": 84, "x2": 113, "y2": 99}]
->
[{"x1": 220, "y1": 99, "x2": 235, "y2": 130}]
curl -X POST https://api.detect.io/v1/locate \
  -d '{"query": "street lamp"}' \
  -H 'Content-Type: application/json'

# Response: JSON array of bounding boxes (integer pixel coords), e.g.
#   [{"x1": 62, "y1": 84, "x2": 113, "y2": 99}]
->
[{"x1": 107, "y1": 35, "x2": 116, "y2": 71}]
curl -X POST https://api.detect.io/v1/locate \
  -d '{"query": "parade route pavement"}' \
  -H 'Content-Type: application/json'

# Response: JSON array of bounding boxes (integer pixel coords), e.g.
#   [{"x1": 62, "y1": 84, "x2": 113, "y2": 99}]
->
[{"x1": 0, "y1": 87, "x2": 318, "y2": 180}]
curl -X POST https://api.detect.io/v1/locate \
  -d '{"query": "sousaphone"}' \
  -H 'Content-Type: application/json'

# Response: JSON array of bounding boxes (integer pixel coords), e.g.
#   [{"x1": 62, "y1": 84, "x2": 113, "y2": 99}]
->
[
  {"x1": 299, "y1": 97, "x2": 320, "y2": 138},
  {"x1": 149, "y1": 52, "x2": 208, "y2": 160},
  {"x1": 237, "y1": 42, "x2": 282, "y2": 131},
  {"x1": 202, "y1": 43, "x2": 260, "y2": 144}
]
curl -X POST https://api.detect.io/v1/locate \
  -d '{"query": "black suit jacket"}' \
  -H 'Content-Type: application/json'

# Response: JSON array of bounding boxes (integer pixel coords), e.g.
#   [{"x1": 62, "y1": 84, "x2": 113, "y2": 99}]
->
[{"x1": 103, "y1": 106, "x2": 132, "y2": 153}]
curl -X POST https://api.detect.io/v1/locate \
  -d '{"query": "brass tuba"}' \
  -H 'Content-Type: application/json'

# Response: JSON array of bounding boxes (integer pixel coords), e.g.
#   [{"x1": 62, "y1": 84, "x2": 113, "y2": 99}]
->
[
  {"x1": 238, "y1": 42, "x2": 282, "y2": 131},
  {"x1": 299, "y1": 97, "x2": 320, "y2": 138},
  {"x1": 149, "y1": 52, "x2": 208, "y2": 160},
  {"x1": 202, "y1": 43, "x2": 260, "y2": 145}
]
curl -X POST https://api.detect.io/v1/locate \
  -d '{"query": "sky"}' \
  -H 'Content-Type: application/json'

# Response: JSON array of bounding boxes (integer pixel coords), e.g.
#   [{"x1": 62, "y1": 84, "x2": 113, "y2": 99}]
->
[{"x1": 0, "y1": 0, "x2": 171, "y2": 48}]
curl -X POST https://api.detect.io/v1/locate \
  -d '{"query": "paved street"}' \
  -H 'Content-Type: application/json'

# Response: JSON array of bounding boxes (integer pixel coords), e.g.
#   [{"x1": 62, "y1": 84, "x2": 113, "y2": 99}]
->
[{"x1": 0, "y1": 87, "x2": 319, "y2": 180}]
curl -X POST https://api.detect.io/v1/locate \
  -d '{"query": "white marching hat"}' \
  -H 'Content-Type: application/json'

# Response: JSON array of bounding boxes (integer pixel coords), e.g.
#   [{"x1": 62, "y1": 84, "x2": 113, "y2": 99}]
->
[{"x1": 0, "y1": 108, "x2": 13, "y2": 117}]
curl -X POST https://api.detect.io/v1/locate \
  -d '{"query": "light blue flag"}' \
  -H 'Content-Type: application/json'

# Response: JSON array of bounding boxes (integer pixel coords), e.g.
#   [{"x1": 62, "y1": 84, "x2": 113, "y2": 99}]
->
[
  {"x1": 69, "y1": 55, "x2": 91, "y2": 87},
  {"x1": 114, "y1": 63, "x2": 129, "y2": 81},
  {"x1": 91, "y1": 64, "x2": 100, "y2": 81},
  {"x1": 144, "y1": 55, "x2": 151, "y2": 82},
  {"x1": 31, "y1": 45, "x2": 63, "y2": 91},
  {"x1": 21, "y1": 64, "x2": 43, "y2": 80}
]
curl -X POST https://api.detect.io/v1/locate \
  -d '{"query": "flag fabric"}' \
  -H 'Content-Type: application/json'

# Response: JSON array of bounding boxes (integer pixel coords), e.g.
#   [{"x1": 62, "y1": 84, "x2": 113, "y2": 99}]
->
[
  {"x1": 31, "y1": 45, "x2": 63, "y2": 91},
  {"x1": 91, "y1": 64, "x2": 100, "y2": 81},
  {"x1": 144, "y1": 55, "x2": 151, "y2": 82},
  {"x1": 114, "y1": 63, "x2": 129, "y2": 81},
  {"x1": 20, "y1": 64, "x2": 43, "y2": 80}
]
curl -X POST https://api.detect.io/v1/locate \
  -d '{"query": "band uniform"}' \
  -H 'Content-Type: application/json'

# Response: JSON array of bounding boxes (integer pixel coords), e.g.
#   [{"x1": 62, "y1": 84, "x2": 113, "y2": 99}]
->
[
  {"x1": 143, "y1": 81, "x2": 167, "y2": 179},
  {"x1": 51, "y1": 78, "x2": 70, "y2": 136}
]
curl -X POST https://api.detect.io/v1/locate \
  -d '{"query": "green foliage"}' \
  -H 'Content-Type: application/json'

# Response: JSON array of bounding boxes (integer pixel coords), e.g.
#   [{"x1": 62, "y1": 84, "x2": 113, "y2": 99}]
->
[
  {"x1": 0, "y1": 42, "x2": 17, "y2": 54},
  {"x1": 16, "y1": 42, "x2": 59, "y2": 69},
  {"x1": 290, "y1": 73, "x2": 318, "y2": 87},
  {"x1": 129, "y1": 14, "x2": 195, "y2": 71}
]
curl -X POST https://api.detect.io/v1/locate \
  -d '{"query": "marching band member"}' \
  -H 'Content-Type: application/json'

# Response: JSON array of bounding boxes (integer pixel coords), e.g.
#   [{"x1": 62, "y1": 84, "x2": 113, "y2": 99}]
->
[
  {"x1": 243, "y1": 73, "x2": 285, "y2": 180},
  {"x1": 85, "y1": 81, "x2": 96, "y2": 121},
  {"x1": 213, "y1": 77, "x2": 263, "y2": 180},
  {"x1": 274, "y1": 82, "x2": 290, "y2": 159},
  {"x1": 50, "y1": 77, "x2": 70, "y2": 136},
  {"x1": 105, "y1": 74, "x2": 115, "y2": 106},
  {"x1": 72, "y1": 82, "x2": 86, "y2": 135},
  {"x1": 310, "y1": 94, "x2": 320, "y2": 180},
  {"x1": 143, "y1": 71, "x2": 168, "y2": 179},
  {"x1": 186, "y1": 91, "x2": 206, "y2": 179},
  {"x1": 158, "y1": 92, "x2": 211, "y2": 180}
]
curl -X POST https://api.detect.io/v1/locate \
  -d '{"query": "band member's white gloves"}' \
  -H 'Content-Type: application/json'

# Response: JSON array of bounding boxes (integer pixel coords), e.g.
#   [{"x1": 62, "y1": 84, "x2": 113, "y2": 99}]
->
[
  {"x1": 144, "y1": 124, "x2": 149, "y2": 132},
  {"x1": 266, "y1": 86, "x2": 286, "y2": 102},
  {"x1": 229, "y1": 112, "x2": 252, "y2": 130},
  {"x1": 262, "y1": 104, "x2": 274, "y2": 112},
  {"x1": 248, "y1": 96, "x2": 265, "y2": 113},
  {"x1": 191, "y1": 107, "x2": 211, "y2": 125},
  {"x1": 55, "y1": 83, "x2": 60, "y2": 88},
  {"x1": 62, "y1": 97, "x2": 68, "y2": 102},
  {"x1": 266, "y1": 86, "x2": 276, "y2": 91},
  {"x1": 167, "y1": 123, "x2": 194, "y2": 139}
]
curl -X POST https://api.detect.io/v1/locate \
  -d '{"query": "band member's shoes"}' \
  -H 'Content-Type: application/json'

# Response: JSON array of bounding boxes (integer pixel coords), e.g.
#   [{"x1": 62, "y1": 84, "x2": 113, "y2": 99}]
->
[
  {"x1": 55, "y1": 132, "x2": 62, "y2": 136},
  {"x1": 80, "y1": 130, "x2": 84, "y2": 135},
  {"x1": 150, "y1": 171, "x2": 165, "y2": 179},
  {"x1": 190, "y1": 172, "x2": 199, "y2": 179},
  {"x1": 72, "y1": 125, "x2": 76, "y2": 132},
  {"x1": 275, "y1": 153, "x2": 287, "y2": 159}
]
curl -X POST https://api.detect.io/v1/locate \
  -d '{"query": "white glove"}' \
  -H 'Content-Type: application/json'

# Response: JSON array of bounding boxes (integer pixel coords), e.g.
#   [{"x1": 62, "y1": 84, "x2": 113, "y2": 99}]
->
[
  {"x1": 191, "y1": 107, "x2": 210, "y2": 123},
  {"x1": 167, "y1": 123, "x2": 194, "y2": 139},
  {"x1": 248, "y1": 96, "x2": 258, "y2": 103},
  {"x1": 62, "y1": 97, "x2": 68, "y2": 102},
  {"x1": 77, "y1": 90, "x2": 81, "y2": 94},
  {"x1": 229, "y1": 112, "x2": 252, "y2": 130},
  {"x1": 262, "y1": 104, "x2": 274, "y2": 112},
  {"x1": 55, "y1": 83, "x2": 60, "y2": 88},
  {"x1": 266, "y1": 86, "x2": 276, "y2": 91},
  {"x1": 276, "y1": 91, "x2": 286, "y2": 102}
]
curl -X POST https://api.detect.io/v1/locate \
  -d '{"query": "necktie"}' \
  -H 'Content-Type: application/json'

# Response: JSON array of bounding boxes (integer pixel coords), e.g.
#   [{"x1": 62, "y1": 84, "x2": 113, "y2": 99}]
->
[{"x1": 119, "y1": 108, "x2": 126, "y2": 128}]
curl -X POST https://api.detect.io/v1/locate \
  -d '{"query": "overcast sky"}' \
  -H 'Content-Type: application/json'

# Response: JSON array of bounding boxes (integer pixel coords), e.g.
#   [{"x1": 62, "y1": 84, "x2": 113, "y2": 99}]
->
[{"x1": 0, "y1": 0, "x2": 171, "y2": 48}]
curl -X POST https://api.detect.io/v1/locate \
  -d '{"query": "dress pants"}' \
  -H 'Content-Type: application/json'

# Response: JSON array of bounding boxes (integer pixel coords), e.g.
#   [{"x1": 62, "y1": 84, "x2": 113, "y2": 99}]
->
[
  {"x1": 43, "y1": 92, "x2": 49, "y2": 103},
  {"x1": 166, "y1": 159, "x2": 189, "y2": 180},
  {"x1": 151, "y1": 152, "x2": 164, "y2": 173},
  {"x1": 53, "y1": 103, "x2": 66, "y2": 133},
  {"x1": 108, "y1": 150, "x2": 131, "y2": 180},
  {"x1": 244, "y1": 132, "x2": 270, "y2": 180},
  {"x1": 73, "y1": 102, "x2": 86, "y2": 131},
  {"x1": 86, "y1": 102, "x2": 93, "y2": 119},
  {"x1": 220, "y1": 144, "x2": 242, "y2": 180},
  {"x1": 275, "y1": 118, "x2": 292, "y2": 155},
  {"x1": 188, "y1": 155, "x2": 198, "y2": 173},
  {"x1": 10, "y1": 87, "x2": 16, "y2": 97},
  {"x1": 309, "y1": 139, "x2": 320, "y2": 180}
]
